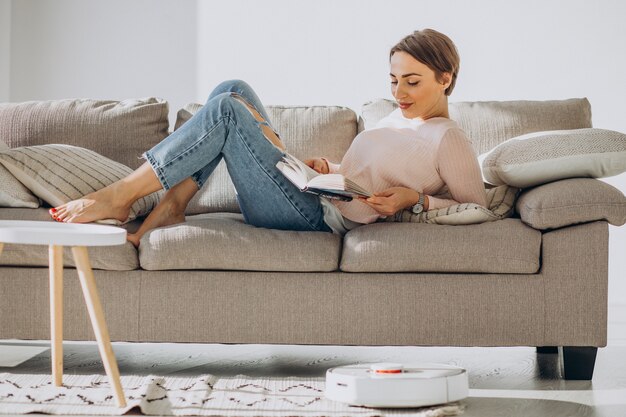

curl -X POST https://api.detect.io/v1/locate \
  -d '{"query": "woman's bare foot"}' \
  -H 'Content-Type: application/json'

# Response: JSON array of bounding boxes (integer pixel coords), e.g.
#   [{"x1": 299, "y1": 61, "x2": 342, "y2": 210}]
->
[
  {"x1": 49, "y1": 162, "x2": 163, "y2": 224},
  {"x1": 50, "y1": 183, "x2": 132, "y2": 224},
  {"x1": 126, "y1": 197, "x2": 186, "y2": 247}
]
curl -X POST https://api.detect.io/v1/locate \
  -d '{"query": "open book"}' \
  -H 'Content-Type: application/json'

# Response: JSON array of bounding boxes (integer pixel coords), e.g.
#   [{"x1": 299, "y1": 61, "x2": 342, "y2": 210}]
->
[{"x1": 276, "y1": 153, "x2": 371, "y2": 201}]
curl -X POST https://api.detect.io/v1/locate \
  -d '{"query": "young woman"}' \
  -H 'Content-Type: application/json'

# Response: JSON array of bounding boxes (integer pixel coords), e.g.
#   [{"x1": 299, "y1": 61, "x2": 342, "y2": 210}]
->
[{"x1": 50, "y1": 29, "x2": 487, "y2": 246}]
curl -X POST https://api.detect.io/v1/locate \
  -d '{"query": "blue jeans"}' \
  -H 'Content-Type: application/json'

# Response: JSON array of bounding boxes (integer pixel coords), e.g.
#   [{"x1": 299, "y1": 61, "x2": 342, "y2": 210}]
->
[{"x1": 143, "y1": 79, "x2": 332, "y2": 233}]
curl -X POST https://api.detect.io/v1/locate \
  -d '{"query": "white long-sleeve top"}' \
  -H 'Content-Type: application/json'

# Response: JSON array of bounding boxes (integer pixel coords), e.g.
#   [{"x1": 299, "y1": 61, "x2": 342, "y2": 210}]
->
[{"x1": 320, "y1": 108, "x2": 487, "y2": 230}]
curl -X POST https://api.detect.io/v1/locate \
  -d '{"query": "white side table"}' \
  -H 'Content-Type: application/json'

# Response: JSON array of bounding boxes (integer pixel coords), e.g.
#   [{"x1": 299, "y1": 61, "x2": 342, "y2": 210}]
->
[{"x1": 0, "y1": 220, "x2": 127, "y2": 407}]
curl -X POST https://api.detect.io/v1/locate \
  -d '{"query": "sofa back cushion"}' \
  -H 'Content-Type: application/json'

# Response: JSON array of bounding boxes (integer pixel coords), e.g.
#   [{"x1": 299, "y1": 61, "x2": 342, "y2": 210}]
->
[
  {"x1": 0, "y1": 98, "x2": 170, "y2": 169},
  {"x1": 360, "y1": 98, "x2": 593, "y2": 155},
  {"x1": 176, "y1": 103, "x2": 358, "y2": 214}
]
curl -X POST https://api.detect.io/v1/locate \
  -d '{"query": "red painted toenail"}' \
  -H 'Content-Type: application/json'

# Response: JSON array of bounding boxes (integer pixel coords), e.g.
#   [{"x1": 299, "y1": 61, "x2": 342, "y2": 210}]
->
[{"x1": 51, "y1": 208, "x2": 57, "y2": 213}]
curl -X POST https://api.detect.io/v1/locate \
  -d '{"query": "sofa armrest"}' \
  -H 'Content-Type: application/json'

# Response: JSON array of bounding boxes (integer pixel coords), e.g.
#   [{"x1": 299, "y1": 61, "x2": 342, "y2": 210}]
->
[{"x1": 515, "y1": 178, "x2": 626, "y2": 230}]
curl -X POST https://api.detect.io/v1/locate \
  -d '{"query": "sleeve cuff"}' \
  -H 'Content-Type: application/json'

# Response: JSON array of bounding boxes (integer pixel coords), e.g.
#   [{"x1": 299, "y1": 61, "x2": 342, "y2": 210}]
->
[{"x1": 321, "y1": 157, "x2": 341, "y2": 174}]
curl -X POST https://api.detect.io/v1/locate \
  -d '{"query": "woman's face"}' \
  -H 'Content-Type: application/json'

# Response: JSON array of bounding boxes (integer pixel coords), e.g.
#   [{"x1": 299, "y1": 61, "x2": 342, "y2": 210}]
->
[{"x1": 390, "y1": 51, "x2": 450, "y2": 120}]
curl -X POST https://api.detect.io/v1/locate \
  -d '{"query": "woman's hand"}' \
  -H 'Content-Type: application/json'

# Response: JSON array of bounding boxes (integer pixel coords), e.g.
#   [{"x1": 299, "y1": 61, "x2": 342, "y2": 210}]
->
[
  {"x1": 358, "y1": 187, "x2": 420, "y2": 217},
  {"x1": 304, "y1": 158, "x2": 329, "y2": 174}
]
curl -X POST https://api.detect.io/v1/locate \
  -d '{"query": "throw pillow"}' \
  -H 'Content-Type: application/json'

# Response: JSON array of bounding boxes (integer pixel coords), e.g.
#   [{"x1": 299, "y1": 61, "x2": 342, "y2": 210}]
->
[
  {"x1": 382, "y1": 184, "x2": 519, "y2": 225},
  {"x1": 0, "y1": 144, "x2": 162, "y2": 225},
  {"x1": 0, "y1": 139, "x2": 41, "y2": 208},
  {"x1": 0, "y1": 164, "x2": 42, "y2": 208},
  {"x1": 480, "y1": 128, "x2": 626, "y2": 188}
]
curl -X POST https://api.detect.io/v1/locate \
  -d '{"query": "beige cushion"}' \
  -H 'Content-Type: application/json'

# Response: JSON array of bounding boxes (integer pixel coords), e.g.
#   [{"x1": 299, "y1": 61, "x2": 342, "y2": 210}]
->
[
  {"x1": 0, "y1": 164, "x2": 40, "y2": 208},
  {"x1": 0, "y1": 208, "x2": 138, "y2": 271},
  {"x1": 0, "y1": 98, "x2": 169, "y2": 169},
  {"x1": 480, "y1": 128, "x2": 626, "y2": 188},
  {"x1": 516, "y1": 178, "x2": 626, "y2": 230},
  {"x1": 340, "y1": 218, "x2": 541, "y2": 273},
  {"x1": 383, "y1": 184, "x2": 519, "y2": 225},
  {"x1": 0, "y1": 144, "x2": 162, "y2": 225},
  {"x1": 138, "y1": 212, "x2": 342, "y2": 272},
  {"x1": 0, "y1": 139, "x2": 41, "y2": 208},
  {"x1": 360, "y1": 98, "x2": 593, "y2": 154},
  {"x1": 175, "y1": 104, "x2": 358, "y2": 214}
]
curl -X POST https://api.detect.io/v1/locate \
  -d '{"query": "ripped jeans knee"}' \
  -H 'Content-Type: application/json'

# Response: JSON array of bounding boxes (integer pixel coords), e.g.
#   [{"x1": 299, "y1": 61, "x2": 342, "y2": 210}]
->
[{"x1": 229, "y1": 92, "x2": 286, "y2": 152}]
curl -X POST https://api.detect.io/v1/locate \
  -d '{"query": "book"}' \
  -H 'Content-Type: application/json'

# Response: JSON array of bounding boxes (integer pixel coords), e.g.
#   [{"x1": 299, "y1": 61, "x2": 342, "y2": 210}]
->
[{"x1": 276, "y1": 153, "x2": 372, "y2": 201}]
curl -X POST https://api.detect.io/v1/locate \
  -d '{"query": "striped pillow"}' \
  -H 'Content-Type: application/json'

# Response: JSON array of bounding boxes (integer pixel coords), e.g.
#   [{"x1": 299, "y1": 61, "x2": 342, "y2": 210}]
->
[
  {"x1": 0, "y1": 144, "x2": 162, "y2": 225},
  {"x1": 0, "y1": 163, "x2": 42, "y2": 208},
  {"x1": 382, "y1": 184, "x2": 519, "y2": 225},
  {"x1": 1, "y1": 139, "x2": 41, "y2": 208}
]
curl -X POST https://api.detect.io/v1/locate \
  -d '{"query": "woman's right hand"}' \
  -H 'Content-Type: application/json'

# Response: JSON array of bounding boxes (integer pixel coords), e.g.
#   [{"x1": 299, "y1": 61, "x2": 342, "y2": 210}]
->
[{"x1": 304, "y1": 158, "x2": 329, "y2": 174}]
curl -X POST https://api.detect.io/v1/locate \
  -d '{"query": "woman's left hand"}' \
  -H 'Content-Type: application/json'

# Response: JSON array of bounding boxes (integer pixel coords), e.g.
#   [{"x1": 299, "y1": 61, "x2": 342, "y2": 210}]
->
[{"x1": 357, "y1": 187, "x2": 419, "y2": 217}]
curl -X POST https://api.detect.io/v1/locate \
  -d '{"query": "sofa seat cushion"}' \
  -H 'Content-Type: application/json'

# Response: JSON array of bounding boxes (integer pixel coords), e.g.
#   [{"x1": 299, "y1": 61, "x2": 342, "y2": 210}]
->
[
  {"x1": 138, "y1": 212, "x2": 342, "y2": 272},
  {"x1": 340, "y1": 218, "x2": 541, "y2": 273},
  {"x1": 0, "y1": 208, "x2": 139, "y2": 271}
]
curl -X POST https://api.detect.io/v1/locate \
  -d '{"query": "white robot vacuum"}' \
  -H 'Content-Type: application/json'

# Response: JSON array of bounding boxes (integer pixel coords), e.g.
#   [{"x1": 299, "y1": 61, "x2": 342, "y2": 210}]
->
[{"x1": 325, "y1": 362, "x2": 468, "y2": 408}]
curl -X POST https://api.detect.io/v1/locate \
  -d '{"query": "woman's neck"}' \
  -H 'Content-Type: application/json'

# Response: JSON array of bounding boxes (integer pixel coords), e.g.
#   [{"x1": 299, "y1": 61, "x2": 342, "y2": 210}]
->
[{"x1": 419, "y1": 96, "x2": 449, "y2": 121}]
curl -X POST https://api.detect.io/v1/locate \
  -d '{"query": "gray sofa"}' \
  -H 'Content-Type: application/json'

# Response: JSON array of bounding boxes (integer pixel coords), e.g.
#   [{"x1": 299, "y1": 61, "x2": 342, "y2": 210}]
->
[{"x1": 1, "y1": 96, "x2": 625, "y2": 380}]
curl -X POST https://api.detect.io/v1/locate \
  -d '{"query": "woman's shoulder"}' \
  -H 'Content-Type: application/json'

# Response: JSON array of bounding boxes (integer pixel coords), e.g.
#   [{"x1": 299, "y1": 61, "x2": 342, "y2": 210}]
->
[
  {"x1": 420, "y1": 117, "x2": 467, "y2": 141},
  {"x1": 426, "y1": 116, "x2": 461, "y2": 129}
]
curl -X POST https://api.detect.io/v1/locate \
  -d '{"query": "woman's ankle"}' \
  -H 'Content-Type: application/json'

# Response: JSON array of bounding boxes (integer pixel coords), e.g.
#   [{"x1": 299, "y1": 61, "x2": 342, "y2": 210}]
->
[
  {"x1": 119, "y1": 162, "x2": 165, "y2": 204},
  {"x1": 108, "y1": 181, "x2": 138, "y2": 209}
]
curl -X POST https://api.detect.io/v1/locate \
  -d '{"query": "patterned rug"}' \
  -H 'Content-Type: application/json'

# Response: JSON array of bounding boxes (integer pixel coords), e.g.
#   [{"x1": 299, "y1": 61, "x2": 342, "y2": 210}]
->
[{"x1": 0, "y1": 373, "x2": 465, "y2": 416}]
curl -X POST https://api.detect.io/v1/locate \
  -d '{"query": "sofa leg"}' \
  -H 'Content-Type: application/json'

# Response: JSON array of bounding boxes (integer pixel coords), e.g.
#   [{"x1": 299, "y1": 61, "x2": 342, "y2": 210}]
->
[
  {"x1": 560, "y1": 346, "x2": 598, "y2": 380},
  {"x1": 536, "y1": 346, "x2": 558, "y2": 353}
]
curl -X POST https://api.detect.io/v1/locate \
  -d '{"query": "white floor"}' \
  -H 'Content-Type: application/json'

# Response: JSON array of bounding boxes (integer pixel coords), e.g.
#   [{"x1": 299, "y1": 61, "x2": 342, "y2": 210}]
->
[{"x1": 1, "y1": 302, "x2": 625, "y2": 417}]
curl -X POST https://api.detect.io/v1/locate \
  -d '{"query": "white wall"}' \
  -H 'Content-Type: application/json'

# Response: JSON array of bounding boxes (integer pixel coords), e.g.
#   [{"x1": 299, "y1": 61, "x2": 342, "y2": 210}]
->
[
  {"x1": 197, "y1": 0, "x2": 626, "y2": 306},
  {"x1": 4, "y1": 0, "x2": 626, "y2": 305},
  {"x1": 8, "y1": 0, "x2": 197, "y2": 127},
  {"x1": 0, "y1": 0, "x2": 10, "y2": 101},
  {"x1": 196, "y1": 0, "x2": 626, "y2": 132}
]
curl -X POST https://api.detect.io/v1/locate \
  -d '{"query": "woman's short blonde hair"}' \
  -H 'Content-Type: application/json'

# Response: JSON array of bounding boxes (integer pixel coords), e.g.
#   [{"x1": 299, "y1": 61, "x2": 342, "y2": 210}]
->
[{"x1": 390, "y1": 29, "x2": 460, "y2": 96}]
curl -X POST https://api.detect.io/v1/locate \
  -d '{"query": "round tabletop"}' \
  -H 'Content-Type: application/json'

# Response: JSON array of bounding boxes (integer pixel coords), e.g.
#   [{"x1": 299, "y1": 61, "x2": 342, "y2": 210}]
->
[{"x1": 0, "y1": 220, "x2": 127, "y2": 246}]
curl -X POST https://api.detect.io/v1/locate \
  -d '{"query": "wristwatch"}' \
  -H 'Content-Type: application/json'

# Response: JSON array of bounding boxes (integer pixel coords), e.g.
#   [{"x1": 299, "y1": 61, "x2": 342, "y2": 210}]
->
[{"x1": 410, "y1": 192, "x2": 425, "y2": 215}]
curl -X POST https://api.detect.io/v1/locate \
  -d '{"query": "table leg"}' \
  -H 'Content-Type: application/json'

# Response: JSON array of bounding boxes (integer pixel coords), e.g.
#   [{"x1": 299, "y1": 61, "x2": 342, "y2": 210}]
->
[
  {"x1": 71, "y1": 246, "x2": 126, "y2": 408},
  {"x1": 49, "y1": 245, "x2": 64, "y2": 387}
]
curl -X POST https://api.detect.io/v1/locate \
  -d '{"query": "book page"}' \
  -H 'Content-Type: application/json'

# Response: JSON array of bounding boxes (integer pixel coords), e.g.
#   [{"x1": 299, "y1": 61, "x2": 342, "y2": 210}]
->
[
  {"x1": 282, "y1": 153, "x2": 319, "y2": 182},
  {"x1": 276, "y1": 153, "x2": 369, "y2": 199},
  {"x1": 308, "y1": 174, "x2": 371, "y2": 198},
  {"x1": 276, "y1": 161, "x2": 307, "y2": 190}
]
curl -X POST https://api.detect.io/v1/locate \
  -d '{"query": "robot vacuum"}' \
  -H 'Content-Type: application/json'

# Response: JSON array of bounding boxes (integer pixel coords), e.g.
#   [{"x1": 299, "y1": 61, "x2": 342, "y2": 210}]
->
[{"x1": 325, "y1": 362, "x2": 468, "y2": 408}]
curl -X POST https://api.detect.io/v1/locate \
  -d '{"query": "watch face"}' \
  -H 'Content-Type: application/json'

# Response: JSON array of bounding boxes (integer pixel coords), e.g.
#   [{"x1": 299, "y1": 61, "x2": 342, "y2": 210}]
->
[{"x1": 411, "y1": 204, "x2": 423, "y2": 214}]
